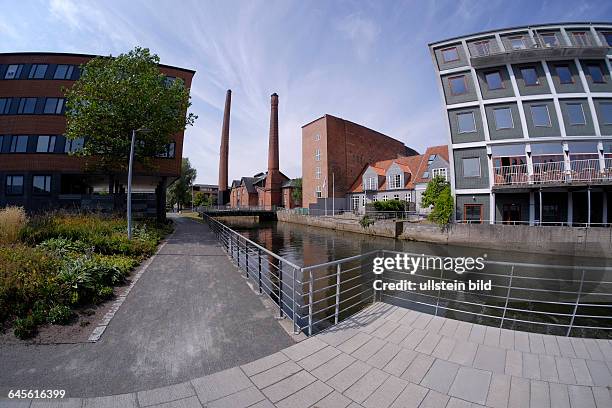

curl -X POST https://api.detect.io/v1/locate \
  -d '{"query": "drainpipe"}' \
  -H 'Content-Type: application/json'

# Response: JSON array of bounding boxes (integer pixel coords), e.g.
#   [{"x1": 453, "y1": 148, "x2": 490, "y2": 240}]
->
[
  {"x1": 539, "y1": 189, "x2": 543, "y2": 226},
  {"x1": 587, "y1": 187, "x2": 591, "y2": 227}
]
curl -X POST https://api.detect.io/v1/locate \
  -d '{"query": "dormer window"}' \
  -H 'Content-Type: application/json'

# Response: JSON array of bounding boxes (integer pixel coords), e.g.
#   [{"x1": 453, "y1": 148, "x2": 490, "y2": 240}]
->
[
  {"x1": 388, "y1": 173, "x2": 402, "y2": 189},
  {"x1": 364, "y1": 176, "x2": 377, "y2": 191}
]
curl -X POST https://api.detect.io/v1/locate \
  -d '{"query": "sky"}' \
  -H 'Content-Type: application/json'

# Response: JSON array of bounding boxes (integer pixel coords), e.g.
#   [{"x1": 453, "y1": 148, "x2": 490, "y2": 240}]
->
[{"x1": 1, "y1": 0, "x2": 612, "y2": 184}]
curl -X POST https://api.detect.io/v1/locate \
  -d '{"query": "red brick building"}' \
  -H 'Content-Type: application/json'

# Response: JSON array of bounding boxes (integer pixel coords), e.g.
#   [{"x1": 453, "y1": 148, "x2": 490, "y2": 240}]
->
[
  {"x1": 301, "y1": 114, "x2": 418, "y2": 209},
  {"x1": 229, "y1": 171, "x2": 290, "y2": 209},
  {"x1": 0, "y1": 52, "x2": 194, "y2": 219}
]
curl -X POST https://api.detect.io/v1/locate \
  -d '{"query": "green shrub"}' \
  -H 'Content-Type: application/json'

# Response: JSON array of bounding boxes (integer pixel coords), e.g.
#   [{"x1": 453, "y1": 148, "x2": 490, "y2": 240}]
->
[
  {"x1": 372, "y1": 200, "x2": 407, "y2": 212},
  {"x1": 0, "y1": 206, "x2": 28, "y2": 244},
  {"x1": 47, "y1": 305, "x2": 74, "y2": 325},
  {"x1": 97, "y1": 286, "x2": 114, "y2": 300},
  {"x1": 359, "y1": 215, "x2": 375, "y2": 228},
  {"x1": 14, "y1": 315, "x2": 37, "y2": 339},
  {"x1": 38, "y1": 238, "x2": 90, "y2": 256}
]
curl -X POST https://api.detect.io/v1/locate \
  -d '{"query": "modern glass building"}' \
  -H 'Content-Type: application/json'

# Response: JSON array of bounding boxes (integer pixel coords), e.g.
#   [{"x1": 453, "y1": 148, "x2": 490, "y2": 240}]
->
[{"x1": 429, "y1": 23, "x2": 612, "y2": 225}]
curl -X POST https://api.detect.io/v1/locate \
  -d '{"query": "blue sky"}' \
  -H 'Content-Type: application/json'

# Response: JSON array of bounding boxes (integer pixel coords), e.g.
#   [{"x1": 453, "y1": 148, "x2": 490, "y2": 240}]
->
[{"x1": 1, "y1": 0, "x2": 612, "y2": 184}]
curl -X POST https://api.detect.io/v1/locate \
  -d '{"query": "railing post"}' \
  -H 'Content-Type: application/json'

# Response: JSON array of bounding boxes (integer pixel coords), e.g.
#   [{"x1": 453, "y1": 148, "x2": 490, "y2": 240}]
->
[
  {"x1": 292, "y1": 267, "x2": 299, "y2": 334},
  {"x1": 567, "y1": 269, "x2": 585, "y2": 337},
  {"x1": 278, "y1": 262, "x2": 284, "y2": 318},
  {"x1": 500, "y1": 265, "x2": 514, "y2": 328},
  {"x1": 308, "y1": 270, "x2": 314, "y2": 336},
  {"x1": 245, "y1": 239, "x2": 249, "y2": 278},
  {"x1": 435, "y1": 266, "x2": 444, "y2": 316},
  {"x1": 258, "y1": 248, "x2": 262, "y2": 294},
  {"x1": 335, "y1": 264, "x2": 341, "y2": 325}
]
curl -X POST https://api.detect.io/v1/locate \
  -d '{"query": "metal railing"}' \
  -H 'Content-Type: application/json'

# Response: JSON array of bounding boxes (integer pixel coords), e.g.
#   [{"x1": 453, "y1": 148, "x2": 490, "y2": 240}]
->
[
  {"x1": 203, "y1": 215, "x2": 612, "y2": 338},
  {"x1": 494, "y1": 159, "x2": 611, "y2": 186}
]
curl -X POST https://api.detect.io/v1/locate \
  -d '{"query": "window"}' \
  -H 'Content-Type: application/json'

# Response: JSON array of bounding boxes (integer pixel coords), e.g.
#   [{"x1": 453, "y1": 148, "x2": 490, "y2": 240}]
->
[
  {"x1": 164, "y1": 76, "x2": 183, "y2": 87},
  {"x1": 43, "y1": 98, "x2": 64, "y2": 114},
  {"x1": 427, "y1": 154, "x2": 436, "y2": 165},
  {"x1": 314, "y1": 148, "x2": 320, "y2": 161},
  {"x1": 541, "y1": 33, "x2": 558, "y2": 47},
  {"x1": 555, "y1": 65, "x2": 573, "y2": 84},
  {"x1": 388, "y1": 173, "x2": 402, "y2": 189},
  {"x1": 432, "y1": 168, "x2": 448, "y2": 181},
  {"x1": 64, "y1": 137, "x2": 84, "y2": 153},
  {"x1": 6, "y1": 175, "x2": 24, "y2": 195},
  {"x1": 17, "y1": 98, "x2": 37, "y2": 114},
  {"x1": 382, "y1": 195, "x2": 388, "y2": 201},
  {"x1": 393, "y1": 194, "x2": 400, "y2": 200},
  {"x1": 509, "y1": 36, "x2": 526, "y2": 50},
  {"x1": 566, "y1": 103, "x2": 586, "y2": 126},
  {"x1": 520, "y1": 67, "x2": 539, "y2": 86},
  {"x1": 315, "y1": 166, "x2": 321, "y2": 179},
  {"x1": 472, "y1": 40, "x2": 490, "y2": 57},
  {"x1": 4, "y1": 64, "x2": 23, "y2": 79},
  {"x1": 157, "y1": 142, "x2": 176, "y2": 158},
  {"x1": 315, "y1": 185, "x2": 322, "y2": 198},
  {"x1": 572, "y1": 32, "x2": 588, "y2": 47},
  {"x1": 0, "y1": 98, "x2": 11, "y2": 114},
  {"x1": 464, "y1": 204, "x2": 483, "y2": 223},
  {"x1": 365, "y1": 176, "x2": 377, "y2": 190},
  {"x1": 36, "y1": 135, "x2": 56, "y2": 152},
  {"x1": 603, "y1": 32, "x2": 612, "y2": 47},
  {"x1": 587, "y1": 64, "x2": 605, "y2": 83},
  {"x1": 10, "y1": 135, "x2": 28, "y2": 152},
  {"x1": 485, "y1": 71, "x2": 503, "y2": 90},
  {"x1": 530, "y1": 105, "x2": 551, "y2": 127},
  {"x1": 28, "y1": 64, "x2": 48, "y2": 79},
  {"x1": 493, "y1": 108, "x2": 514, "y2": 129},
  {"x1": 601, "y1": 103, "x2": 612, "y2": 125},
  {"x1": 32, "y1": 175, "x2": 52, "y2": 194},
  {"x1": 463, "y1": 157, "x2": 481, "y2": 177},
  {"x1": 314, "y1": 133, "x2": 320, "y2": 141},
  {"x1": 54, "y1": 65, "x2": 75, "y2": 80},
  {"x1": 422, "y1": 171, "x2": 430, "y2": 178},
  {"x1": 405, "y1": 193, "x2": 411, "y2": 203},
  {"x1": 449, "y1": 76, "x2": 467, "y2": 95},
  {"x1": 457, "y1": 112, "x2": 476, "y2": 133},
  {"x1": 441, "y1": 47, "x2": 459, "y2": 63}
]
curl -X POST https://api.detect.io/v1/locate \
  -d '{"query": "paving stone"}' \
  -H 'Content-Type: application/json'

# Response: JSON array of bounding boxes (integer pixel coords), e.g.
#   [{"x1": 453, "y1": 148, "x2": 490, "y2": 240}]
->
[
  {"x1": 191, "y1": 367, "x2": 253, "y2": 403},
  {"x1": 347, "y1": 403, "x2": 365, "y2": 408},
  {"x1": 282, "y1": 338, "x2": 327, "y2": 361},
  {"x1": 528, "y1": 333, "x2": 546, "y2": 354},
  {"x1": 0, "y1": 400, "x2": 32, "y2": 408},
  {"x1": 570, "y1": 358, "x2": 594, "y2": 386},
  {"x1": 83, "y1": 393, "x2": 137, "y2": 408},
  {"x1": 556, "y1": 357, "x2": 577, "y2": 384},
  {"x1": 425, "y1": 316, "x2": 446, "y2": 334},
  {"x1": 400, "y1": 353, "x2": 435, "y2": 383},
  {"x1": 352, "y1": 337, "x2": 386, "y2": 361},
  {"x1": 313, "y1": 391, "x2": 352, "y2": 408},
  {"x1": 415, "y1": 332, "x2": 442, "y2": 355},
  {"x1": 241, "y1": 352, "x2": 289, "y2": 376},
  {"x1": 453, "y1": 321, "x2": 473, "y2": 341},
  {"x1": 446, "y1": 398, "x2": 472, "y2": 408},
  {"x1": 484, "y1": 327, "x2": 501, "y2": 347},
  {"x1": 248, "y1": 399, "x2": 275, "y2": 408},
  {"x1": 595, "y1": 339, "x2": 612, "y2": 361},
  {"x1": 389, "y1": 383, "x2": 428, "y2": 408},
  {"x1": 318, "y1": 327, "x2": 359, "y2": 347},
  {"x1": 344, "y1": 368, "x2": 389, "y2": 404},
  {"x1": 338, "y1": 332, "x2": 372, "y2": 354},
  {"x1": 448, "y1": 366, "x2": 491, "y2": 405},
  {"x1": 549, "y1": 382, "x2": 570, "y2": 408},
  {"x1": 382, "y1": 348, "x2": 418, "y2": 377},
  {"x1": 385, "y1": 307, "x2": 409, "y2": 323},
  {"x1": 431, "y1": 336, "x2": 456, "y2": 360},
  {"x1": 421, "y1": 359, "x2": 460, "y2": 394},
  {"x1": 367, "y1": 342, "x2": 401, "y2": 369},
  {"x1": 385, "y1": 325, "x2": 412, "y2": 344},
  {"x1": 147, "y1": 396, "x2": 202, "y2": 408},
  {"x1": 261, "y1": 370, "x2": 316, "y2": 403},
  {"x1": 137, "y1": 382, "x2": 194, "y2": 406},
  {"x1": 557, "y1": 337, "x2": 577, "y2": 358},
  {"x1": 448, "y1": 341, "x2": 478, "y2": 366},
  {"x1": 474, "y1": 344, "x2": 506, "y2": 374},
  {"x1": 327, "y1": 360, "x2": 370, "y2": 392},
  {"x1": 311, "y1": 353, "x2": 356, "y2": 382},
  {"x1": 514, "y1": 331, "x2": 530, "y2": 353},
  {"x1": 419, "y1": 390, "x2": 450, "y2": 408},
  {"x1": 486, "y1": 374, "x2": 511, "y2": 408},
  {"x1": 249, "y1": 360, "x2": 302, "y2": 389},
  {"x1": 529, "y1": 380, "x2": 550, "y2": 408},
  {"x1": 585, "y1": 360, "x2": 612, "y2": 387},
  {"x1": 398, "y1": 310, "x2": 419, "y2": 326},
  {"x1": 275, "y1": 380, "x2": 332, "y2": 408},
  {"x1": 411, "y1": 313, "x2": 433, "y2": 330},
  {"x1": 507, "y1": 376, "x2": 530, "y2": 408},
  {"x1": 207, "y1": 387, "x2": 265, "y2": 408},
  {"x1": 542, "y1": 335, "x2": 560, "y2": 356},
  {"x1": 522, "y1": 352, "x2": 541, "y2": 380},
  {"x1": 439, "y1": 318, "x2": 459, "y2": 337},
  {"x1": 298, "y1": 346, "x2": 341, "y2": 372},
  {"x1": 567, "y1": 385, "x2": 596, "y2": 408},
  {"x1": 362, "y1": 376, "x2": 408, "y2": 408},
  {"x1": 569, "y1": 338, "x2": 590, "y2": 359},
  {"x1": 31, "y1": 400, "x2": 82, "y2": 408},
  {"x1": 583, "y1": 339, "x2": 605, "y2": 361},
  {"x1": 371, "y1": 321, "x2": 401, "y2": 339},
  {"x1": 592, "y1": 386, "x2": 612, "y2": 408},
  {"x1": 468, "y1": 324, "x2": 486, "y2": 344},
  {"x1": 538, "y1": 355, "x2": 559, "y2": 382},
  {"x1": 399, "y1": 328, "x2": 427, "y2": 349},
  {"x1": 358, "y1": 317, "x2": 387, "y2": 334}
]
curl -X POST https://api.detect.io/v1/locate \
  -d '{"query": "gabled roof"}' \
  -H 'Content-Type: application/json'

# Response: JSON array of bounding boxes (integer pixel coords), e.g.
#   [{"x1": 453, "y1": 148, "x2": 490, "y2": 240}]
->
[{"x1": 414, "y1": 145, "x2": 450, "y2": 184}]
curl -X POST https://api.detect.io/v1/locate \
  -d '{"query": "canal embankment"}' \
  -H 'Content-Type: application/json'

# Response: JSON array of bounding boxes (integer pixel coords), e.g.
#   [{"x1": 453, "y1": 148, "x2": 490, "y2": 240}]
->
[{"x1": 277, "y1": 211, "x2": 612, "y2": 258}]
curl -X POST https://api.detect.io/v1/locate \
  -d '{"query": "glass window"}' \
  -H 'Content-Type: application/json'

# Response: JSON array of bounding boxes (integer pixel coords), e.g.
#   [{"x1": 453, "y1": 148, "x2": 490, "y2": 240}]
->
[
  {"x1": 10, "y1": 135, "x2": 28, "y2": 152},
  {"x1": 521, "y1": 67, "x2": 539, "y2": 86},
  {"x1": 54, "y1": 65, "x2": 75, "y2": 80},
  {"x1": 388, "y1": 173, "x2": 402, "y2": 189},
  {"x1": 314, "y1": 133, "x2": 320, "y2": 141},
  {"x1": 315, "y1": 166, "x2": 321, "y2": 179},
  {"x1": 604, "y1": 32, "x2": 612, "y2": 46},
  {"x1": 463, "y1": 157, "x2": 481, "y2": 177},
  {"x1": 36, "y1": 135, "x2": 56, "y2": 153},
  {"x1": 449, "y1": 76, "x2": 467, "y2": 95},
  {"x1": 555, "y1": 65, "x2": 573, "y2": 84},
  {"x1": 28, "y1": 64, "x2": 48, "y2": 79},
  {"x1": 4, "y1": 64, "x2": 23, "y2": 79},
  {"x1": 485, "y1": 71, "x2": 503, "y2": 90},
  {"x1": 587, "y1": 64, "x2": 605, "y2": 83},
  {"x1": 32, "y1": 175, "x2": 52, "y2": 194},
  {"x1": 315, "y1": 148, "x2": 320, "y2": 161},
  {"x1": 64, "y1": 137, "x2": 84, "y2": 153},
  {"x1": 43, "y1": 98, "x2": 64, "y2": 114},
  {"x1": 473, "y1": 40, "x2": 490, "y2": 57},
  {"x1": 17, "y1": 98, "x2": 37, "y2": 114},
  {"x1": 0, "y1": 98, "x2": 10, "y2": 114},
  {"x1": 566, "y1": 103, "x2": 586, "y2": 126},
  {"x1": 457, "y1": 112, "x2": 476, "y2": 133},
  {"x1": 541, "y1": 33, "x2": 558, "y2": 47},
  {"x1": 493, "y1": 108, "x2": 514, "y2": 129},
  {"x1": 432, "y1": 168, "x2": 448, "y2": 181},
  {"x1": 601, "y1": 102, "x2": 612, "y2": 125},
  {"x1": 422, "y1": 171, "x2": 430, "y2": 178},
  {"x1": 427, "y1": 154, "x2": 436, "y2": 165},
  {"x1": 531, "y1": 105, "x2": 551, "y2": 127},
  {"x1": 572, "y1": 32, "x2": 589, "y2": 46},
  {"x1": 509, "y1": 36, "x2": 526, "y2": 50},
  {"x1": 6, "y1": 175, "x2": 24, "y2": 195},
  {"x1": 315, "y1": 186, "x2": 322, "y2": 198},
  {"x1": 441, "y1": 47, "x2": 459, "y2": 62},
  {"x1": 464, "y1": 204, "x2": 483, "y2": 223}
]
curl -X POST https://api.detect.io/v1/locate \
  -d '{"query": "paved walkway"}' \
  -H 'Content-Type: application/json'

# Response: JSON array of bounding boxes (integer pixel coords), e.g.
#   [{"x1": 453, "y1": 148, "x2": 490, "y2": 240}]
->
[
  {"x1": 3, "y1": 302, "x2": 611, "y2": 407},
  {"x1": 0, "y1": 216, "x2": 294, "y2": 398}
]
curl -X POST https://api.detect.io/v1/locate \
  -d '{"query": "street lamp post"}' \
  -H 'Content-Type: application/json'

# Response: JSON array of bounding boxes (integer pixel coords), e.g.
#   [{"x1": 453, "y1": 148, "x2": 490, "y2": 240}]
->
[{"x1": 127, "y1": 127, "x2": 150, "y2": 240}]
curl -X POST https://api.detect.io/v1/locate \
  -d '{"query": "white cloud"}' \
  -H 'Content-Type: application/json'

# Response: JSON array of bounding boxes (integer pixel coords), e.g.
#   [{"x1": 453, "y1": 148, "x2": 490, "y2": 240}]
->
[{"x1": 335, "y1": 13, "x2": 381, "y2": 61}]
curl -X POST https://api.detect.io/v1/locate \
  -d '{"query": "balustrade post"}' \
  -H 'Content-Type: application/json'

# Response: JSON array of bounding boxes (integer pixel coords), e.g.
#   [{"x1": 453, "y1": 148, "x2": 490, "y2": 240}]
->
[
  {"x1": 258, "y1": 248, "x2": 262, "y2": 294},
  {"x1": 500, "y1": 265, "x2": 514, "y2": 328},
  {"x1": 335, "y1": 264, "x2": 341, "y2": 325},
  {"x1": 292, "y1": 267, "x2": 299, "y2": 334},
  {"x1": 245, "y1": 239, "x2": 249, "y2": 278},
  {"x1": 308, "y1": 270, "x2": 314, "y2": 336},
  {"x1": 567, "y1": 269, "x2": 585, "y2": 337},
  {"x1": 278, "y1": 262, "x2": 284, "y2": 318}
]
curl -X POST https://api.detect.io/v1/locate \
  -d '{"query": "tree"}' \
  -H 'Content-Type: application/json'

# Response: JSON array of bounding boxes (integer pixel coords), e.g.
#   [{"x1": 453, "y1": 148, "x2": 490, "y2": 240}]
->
[
  {"x1": 64, "y1": 46, "x2": 197, "y2": 172},
  {"x1": 167, "y1": 158, "x2": 197, "y2": 211},
  {"x1": 291, "y1": 178, "x2": 302, "y2": 206},
  {"x1": 193, "y1": 191, "x2": 214, "y2": 208},
  {"x1": 421, "y1": 175, "x2": 448, "y2": 209},
  {"x1": 421, "y1": 175, "x2": 454, "y2": 226}
]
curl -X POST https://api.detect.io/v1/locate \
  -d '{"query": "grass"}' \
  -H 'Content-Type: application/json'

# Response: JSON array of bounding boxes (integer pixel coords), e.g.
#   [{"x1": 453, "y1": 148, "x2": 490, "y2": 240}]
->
[{"x1": 0, "y1": 210, "x2": 172, "y2": 339}]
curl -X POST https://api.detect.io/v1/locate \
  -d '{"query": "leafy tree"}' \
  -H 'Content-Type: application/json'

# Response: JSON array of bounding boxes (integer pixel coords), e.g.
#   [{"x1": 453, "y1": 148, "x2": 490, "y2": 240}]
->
[
  {"x1": 421, "y1": 175, "x2": 448, "y2": 209},
  {"x1": 167, "y1": 159, "x2": 197, "y2": 211},
  {"x1": 64, "y1": 46, "x2": 197, "y2": 172},
  {"x1": 193, "y1": 191, "x2": 214, "y2": 208},
  {"x1": 421, "y1": 176, "x2": 454, "y2": 226},
  {"x1": 291, "y1": 178, "x2": 302, "y2": 206}
]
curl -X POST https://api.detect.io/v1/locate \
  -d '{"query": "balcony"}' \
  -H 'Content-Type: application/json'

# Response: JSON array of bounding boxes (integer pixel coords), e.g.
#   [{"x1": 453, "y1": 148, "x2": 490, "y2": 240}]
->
[
  {"x1": 493, "y1": 158, "x2": 612, "y2": 188},
  {"x1": 470, "y1": 32, "x2": 610, "y2": 68}
]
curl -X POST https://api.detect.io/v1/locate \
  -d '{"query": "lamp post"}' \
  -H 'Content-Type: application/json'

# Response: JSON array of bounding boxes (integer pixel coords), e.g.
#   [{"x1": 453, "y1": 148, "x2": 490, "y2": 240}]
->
[{"x1": 127, "y1": 127, "x2": 150, "y2": 240}]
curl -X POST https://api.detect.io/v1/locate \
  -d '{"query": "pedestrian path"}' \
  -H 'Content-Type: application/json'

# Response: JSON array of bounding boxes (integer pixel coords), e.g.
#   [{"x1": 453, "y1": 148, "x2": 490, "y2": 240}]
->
[{"x1": 4, "y1": 302, "x2": 611, "y2": 408}]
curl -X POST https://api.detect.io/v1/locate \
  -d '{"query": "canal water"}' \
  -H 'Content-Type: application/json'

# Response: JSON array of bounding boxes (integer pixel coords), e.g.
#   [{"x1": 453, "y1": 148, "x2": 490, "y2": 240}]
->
[{"x1": 220, "y1": 218, "x2": 612, "y2": 338}]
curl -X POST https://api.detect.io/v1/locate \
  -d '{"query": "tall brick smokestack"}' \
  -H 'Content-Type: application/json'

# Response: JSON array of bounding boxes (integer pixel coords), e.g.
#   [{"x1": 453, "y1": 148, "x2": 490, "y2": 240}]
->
[
  {"x1": 264, "y1": 93, "x2": 282, "y2": 209},
  {"x1": 217, "y1": 89, "x2": 231, "y2": 205}
]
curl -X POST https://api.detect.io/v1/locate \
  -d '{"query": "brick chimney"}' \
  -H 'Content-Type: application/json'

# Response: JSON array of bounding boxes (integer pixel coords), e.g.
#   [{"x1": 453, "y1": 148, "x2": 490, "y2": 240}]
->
[
  {"x1": 264, "y1": 93, "x2": 282, "y2": 209},
  {"x1": 217, "y1": 89, "x2": 231, "y2": 205}
]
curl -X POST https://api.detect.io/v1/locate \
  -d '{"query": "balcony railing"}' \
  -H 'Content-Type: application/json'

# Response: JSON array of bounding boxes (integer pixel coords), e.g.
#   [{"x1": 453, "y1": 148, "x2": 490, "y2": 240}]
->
[{"x1": 493, "y1": 159, "x2": 610, "y2": 186}]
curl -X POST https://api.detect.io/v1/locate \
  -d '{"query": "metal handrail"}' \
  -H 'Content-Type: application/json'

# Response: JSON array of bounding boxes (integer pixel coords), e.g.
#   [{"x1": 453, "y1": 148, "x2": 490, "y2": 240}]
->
[{"x1": 202, "y1": 214, "x2": 612, "y2": 338}]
